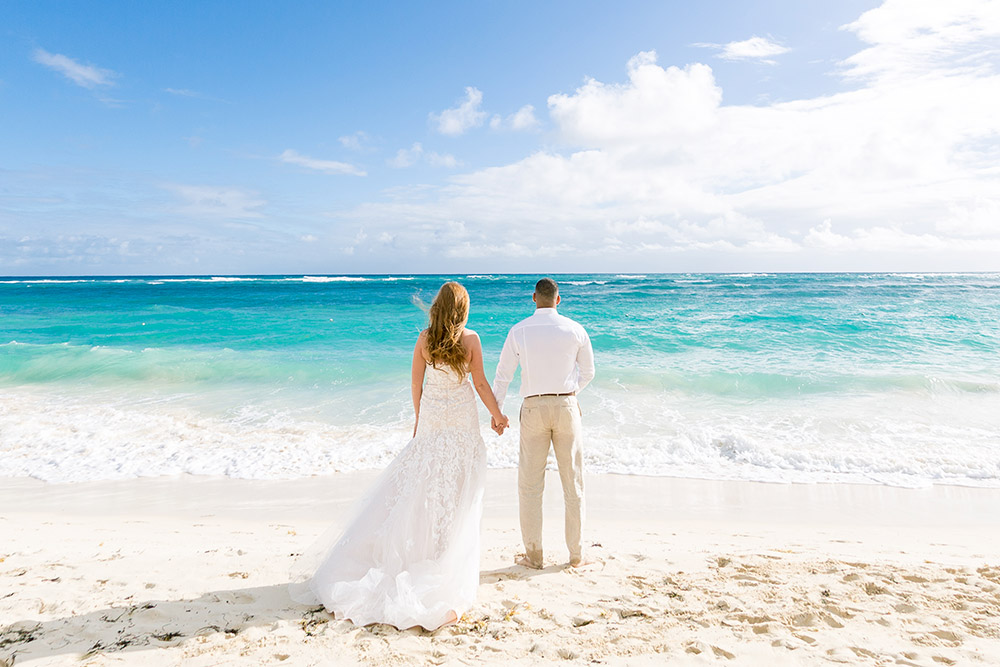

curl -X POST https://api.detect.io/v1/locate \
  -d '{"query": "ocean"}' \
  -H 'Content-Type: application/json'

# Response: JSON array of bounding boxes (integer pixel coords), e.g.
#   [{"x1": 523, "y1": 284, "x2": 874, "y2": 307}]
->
[{"x1": 1, "y1": 273, "x2": 998, "y2": 487}]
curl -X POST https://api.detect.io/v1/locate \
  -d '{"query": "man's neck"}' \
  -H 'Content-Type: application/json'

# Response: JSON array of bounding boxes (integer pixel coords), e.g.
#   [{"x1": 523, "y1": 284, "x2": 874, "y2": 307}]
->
[{"x1": 535, "y1": 305, "x2": 557, "y2": 312}]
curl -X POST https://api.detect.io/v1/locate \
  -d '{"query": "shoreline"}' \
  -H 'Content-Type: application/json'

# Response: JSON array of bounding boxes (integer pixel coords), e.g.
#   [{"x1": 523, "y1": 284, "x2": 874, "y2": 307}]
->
[
  {"x1": 2, "y1": 469, "x2": 999, "y2": 524},
  {"x1": 3, "y1": 471, "x2": 999, "y2": 665}
]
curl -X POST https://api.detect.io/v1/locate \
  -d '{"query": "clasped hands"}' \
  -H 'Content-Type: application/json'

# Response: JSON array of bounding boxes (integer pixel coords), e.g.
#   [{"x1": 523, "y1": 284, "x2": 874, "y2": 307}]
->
[{"x1": 490, "y1": 414, "x2": 510, "y2": 435}]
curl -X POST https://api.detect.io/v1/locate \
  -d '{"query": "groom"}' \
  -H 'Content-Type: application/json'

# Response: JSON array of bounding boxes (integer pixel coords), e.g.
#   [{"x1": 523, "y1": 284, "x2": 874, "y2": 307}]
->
[{"x1": 492, "y1": 278, "x2": 595, "y2": 569}]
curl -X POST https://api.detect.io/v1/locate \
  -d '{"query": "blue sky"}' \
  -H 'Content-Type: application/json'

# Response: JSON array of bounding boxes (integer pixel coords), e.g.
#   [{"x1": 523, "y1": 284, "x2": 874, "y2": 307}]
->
[{"x1": 2, "y1": 0, "x2": 998, "y2": 275}]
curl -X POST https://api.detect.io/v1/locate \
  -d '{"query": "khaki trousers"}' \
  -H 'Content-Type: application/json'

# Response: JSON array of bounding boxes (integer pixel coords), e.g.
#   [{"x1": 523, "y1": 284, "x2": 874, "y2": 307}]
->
[{"x1": 518, "y1": 395, "x2": 584, "y2": 567}]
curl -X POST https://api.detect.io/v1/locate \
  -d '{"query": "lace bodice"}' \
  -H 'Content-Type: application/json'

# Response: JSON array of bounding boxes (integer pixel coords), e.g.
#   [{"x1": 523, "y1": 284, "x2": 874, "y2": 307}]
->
[
  {"x1": 416, "y1": 364, "x2": 477, "y2": 434},
  {"x1": 423, "y1": 362, "x2": 469, "y2": 387}
]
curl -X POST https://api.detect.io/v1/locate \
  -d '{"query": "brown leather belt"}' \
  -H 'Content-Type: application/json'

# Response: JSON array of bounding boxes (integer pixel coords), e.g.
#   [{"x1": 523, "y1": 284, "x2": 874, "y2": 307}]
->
[{"x1": 524, "y1": 392, "x2": 576, "y2": 399}]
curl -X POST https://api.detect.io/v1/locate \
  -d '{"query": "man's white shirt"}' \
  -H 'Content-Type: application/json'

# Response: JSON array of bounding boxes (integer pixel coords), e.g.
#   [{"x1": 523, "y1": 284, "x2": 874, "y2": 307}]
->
[{"x1": 492, "y1": 307, "x2": 595, "y2": 411}]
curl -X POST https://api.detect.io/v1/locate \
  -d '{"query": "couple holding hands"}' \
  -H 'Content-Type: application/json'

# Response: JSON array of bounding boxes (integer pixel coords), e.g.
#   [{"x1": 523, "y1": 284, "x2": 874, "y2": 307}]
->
[{"x1": 291, "y1": 277, "x2": 595, "y2": 631}]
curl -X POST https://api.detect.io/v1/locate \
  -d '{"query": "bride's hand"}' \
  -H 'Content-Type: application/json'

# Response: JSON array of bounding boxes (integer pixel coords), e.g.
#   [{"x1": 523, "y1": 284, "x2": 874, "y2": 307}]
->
[
  {"x1": 493, "y1": 414, "x2": 509, "y2": 434},
  {"x1": 413, "y1": 421, "x2": 418, "y2": 437}
]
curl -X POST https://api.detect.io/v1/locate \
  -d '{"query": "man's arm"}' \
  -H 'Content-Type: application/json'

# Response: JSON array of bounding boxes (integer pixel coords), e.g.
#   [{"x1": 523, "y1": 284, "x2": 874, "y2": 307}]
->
[
  {"x1": 491, "y1": 329, "x2": 519, "y2": 411},
  {"x1": 576, "y1": 328, "x2": 595, "y2": 393}
]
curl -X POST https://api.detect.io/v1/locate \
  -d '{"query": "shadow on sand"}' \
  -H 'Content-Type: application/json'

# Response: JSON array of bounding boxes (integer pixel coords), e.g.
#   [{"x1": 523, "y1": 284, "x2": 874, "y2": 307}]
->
[
  {"x1": 1, "y1": 563, "x2": 551, "y2": 664},
  {"x1": 0, "y1": 584, "x2": 330, "y2": 664}
]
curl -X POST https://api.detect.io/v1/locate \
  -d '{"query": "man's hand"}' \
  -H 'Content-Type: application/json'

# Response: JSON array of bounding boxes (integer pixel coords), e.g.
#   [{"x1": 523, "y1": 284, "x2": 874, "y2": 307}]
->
[{"x1": 491, "y1": 414, "x2": 509, "y2": 435}]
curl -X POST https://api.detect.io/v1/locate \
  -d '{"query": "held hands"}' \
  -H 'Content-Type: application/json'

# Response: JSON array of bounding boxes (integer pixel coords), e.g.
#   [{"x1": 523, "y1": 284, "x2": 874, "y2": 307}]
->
[{"x1": 490, "y1": 414, "x2": 510, "y2": 435}]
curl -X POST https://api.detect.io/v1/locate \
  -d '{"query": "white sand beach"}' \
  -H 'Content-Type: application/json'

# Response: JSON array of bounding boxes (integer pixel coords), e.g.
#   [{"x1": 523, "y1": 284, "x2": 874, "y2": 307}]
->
[{"x1": 2, "y1": 472, "x2": 999, "y2": 666}]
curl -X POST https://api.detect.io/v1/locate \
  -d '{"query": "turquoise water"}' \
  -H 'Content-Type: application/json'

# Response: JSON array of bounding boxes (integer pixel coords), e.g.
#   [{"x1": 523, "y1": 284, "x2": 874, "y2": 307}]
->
[{"x1": 1, "y1": 273, "x2": 998, "y2": 485}]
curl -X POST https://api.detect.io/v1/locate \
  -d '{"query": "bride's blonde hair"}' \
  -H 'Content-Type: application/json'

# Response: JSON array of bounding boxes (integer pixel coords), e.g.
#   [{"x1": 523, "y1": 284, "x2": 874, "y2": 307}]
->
[{"x1": 425, "y1": 282, "x2": 470, "y2": 376}]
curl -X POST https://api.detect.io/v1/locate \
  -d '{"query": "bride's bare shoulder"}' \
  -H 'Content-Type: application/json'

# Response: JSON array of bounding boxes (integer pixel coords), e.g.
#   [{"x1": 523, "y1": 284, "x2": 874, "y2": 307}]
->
[{"x1": 415, "y1": 329, "x2": 432, "y2": 360}]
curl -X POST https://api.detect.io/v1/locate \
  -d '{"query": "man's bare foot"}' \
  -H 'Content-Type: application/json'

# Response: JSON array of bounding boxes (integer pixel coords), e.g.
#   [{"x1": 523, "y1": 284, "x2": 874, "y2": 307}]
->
[
  {"x1": 515, "y1": 555, "x2": 543, "y2": 569},
  {"x1": 568, "y1": 557, "x2": 598, "y2": 569}
]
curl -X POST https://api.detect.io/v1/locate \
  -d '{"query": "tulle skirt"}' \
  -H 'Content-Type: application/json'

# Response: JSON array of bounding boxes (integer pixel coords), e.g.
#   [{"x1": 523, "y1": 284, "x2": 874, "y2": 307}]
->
[{"x1": 289, "y1": 407, "x2": 486, "y2": 630}]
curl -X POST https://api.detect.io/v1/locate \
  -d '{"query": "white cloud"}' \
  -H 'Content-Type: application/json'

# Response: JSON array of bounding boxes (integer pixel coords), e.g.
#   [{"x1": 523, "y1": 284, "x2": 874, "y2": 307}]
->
[
  {"x1": 388, "y1": 143, "x2": 423, "y2": 168},
  {"x1": 548, "y1": 51, "x2": 721, "y2": 148},
  {"x1": 164, "y1": 184, "x2": 266, "y2": 219},
  {"x1": 339, "y1": 131, "x2": 372, "y2": 151},
  {"x1": 842, "y1": 0, "x2": 1000, "y2": 81},
  {"x1": 427, "y1": 152, "x2": 460, "y2": 167},
  {"x1": 696, "y1": 36, "x2": 791, "y2": 63},
  {"x1": 490, "y1": 104, "x2": 540, "y2": 131},
  {"x1": 387, "y1": 142, "x2": 460, "y2": 168},
  {"x1": 33, "y1": 48, "x2": 117, "y2": 88},
  {"x1": 936, "y1": 197, "x2": 1000, "y2": 237},
  {"x1": 279, "y1": 149, "x2": 365, "y2": 176},
  {"x1": 430, "y1": 87, "x2": 487, "y2": 135},
  {"x1": 804, "y1": 219, "x2": 1000, "y2": 253},
  {"x1": 300, "y1": 234, "x2": 318, "y2": 242},
  {"x1": 330, "y1": 1, "x2": 1000, "y2": 269}
]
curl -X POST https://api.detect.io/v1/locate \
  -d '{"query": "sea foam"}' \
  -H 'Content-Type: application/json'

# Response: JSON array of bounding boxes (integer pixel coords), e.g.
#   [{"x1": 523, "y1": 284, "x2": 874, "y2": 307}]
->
[{"x1": 2, "y1": 272, "x2": 998, "y2": 486}]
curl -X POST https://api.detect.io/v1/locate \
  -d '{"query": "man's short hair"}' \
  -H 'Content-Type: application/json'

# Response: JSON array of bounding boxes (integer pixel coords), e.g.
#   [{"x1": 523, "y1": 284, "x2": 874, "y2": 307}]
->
[{"x1": 534, "y1": 277, "x2": 559, "y2": 302}]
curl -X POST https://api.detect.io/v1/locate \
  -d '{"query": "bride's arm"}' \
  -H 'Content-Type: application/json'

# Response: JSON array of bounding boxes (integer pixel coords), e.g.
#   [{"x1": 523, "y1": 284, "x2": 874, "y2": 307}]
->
[
  {"x1": 466, "y1": 332, "x2": 508, "y2": 430},
  {"x1": 411, "y1": 332, "x2": 427, "y2": 437}
]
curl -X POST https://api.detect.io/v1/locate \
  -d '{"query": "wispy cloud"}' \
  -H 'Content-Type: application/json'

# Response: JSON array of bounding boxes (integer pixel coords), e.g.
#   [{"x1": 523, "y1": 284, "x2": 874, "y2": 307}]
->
[
  {"x1": 339, "y1": 131, "x2": 374, "y2": 151},
  {"x1": 387, "y1": 142, "x2": 460, "y2": 168},
  {"x1": 695, "y1": 36, "x2": 790, "y2": 63},
  {"x1": 388, "y1": 143, "x2": 422, "y2": 168},
  {"x1": 430, "y1": 87, "x2": 487, "y2": 135},
  {"x1": 164, "y1": 184, "x2": 266, "y2": 219},
  {"x1": 164, "y1": 87, "x2": 229, "y2": 103},
  {"x1": 841, "y1": 0, "x2": 1000, "y2": 81},
  {"x1": 427, "y1": 152, "x2": 460, "y2": 167},
  {"x1": 33, "y1": 48, "x2": 118, "y2": 88},
  {"x1": 490, "y1": 104, "x2": 540, "y2": 131},
  {"x1": 279, "y1": 149, "x2": 366, "y2": 176}
]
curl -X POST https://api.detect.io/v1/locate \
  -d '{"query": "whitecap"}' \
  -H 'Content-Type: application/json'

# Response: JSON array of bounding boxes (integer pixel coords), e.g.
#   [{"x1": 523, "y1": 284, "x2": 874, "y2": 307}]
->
[
  {"x1": 0, "y1": 279, "x2": 87, "y2": 284},
  {"x1": 300, "y1": 276, "x2": 368, "y2": 282}
]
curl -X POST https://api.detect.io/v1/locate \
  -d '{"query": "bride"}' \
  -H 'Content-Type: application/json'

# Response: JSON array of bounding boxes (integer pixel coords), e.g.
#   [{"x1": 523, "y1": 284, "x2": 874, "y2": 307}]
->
[{"x1": 289, "y1": 281, "x2": 510, "y2": 630}]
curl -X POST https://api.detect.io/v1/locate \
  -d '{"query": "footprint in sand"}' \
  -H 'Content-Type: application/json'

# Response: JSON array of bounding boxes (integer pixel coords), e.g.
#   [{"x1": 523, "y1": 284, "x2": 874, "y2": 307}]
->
[
  {"x1": 684, "y1": 641, "x2": 735, "y2": 659},
  {"x1": 911, "y1": 630, "x2": 961, "y2": 648},
  {"x1": 790, "y1": 612, "x2": 817, "y2": 627},
  {"x1": 849, "y1": 646, "x2": 879, "y2": 659},
  {"x1": 823, "y1": 603, "x2": 854, "y2": 620}
]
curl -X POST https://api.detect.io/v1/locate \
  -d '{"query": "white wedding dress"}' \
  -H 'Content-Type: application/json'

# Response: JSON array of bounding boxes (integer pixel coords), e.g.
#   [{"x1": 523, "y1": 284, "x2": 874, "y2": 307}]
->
[{"x1": 289, "y1": 364, "x2": 487, "y2": 630}]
